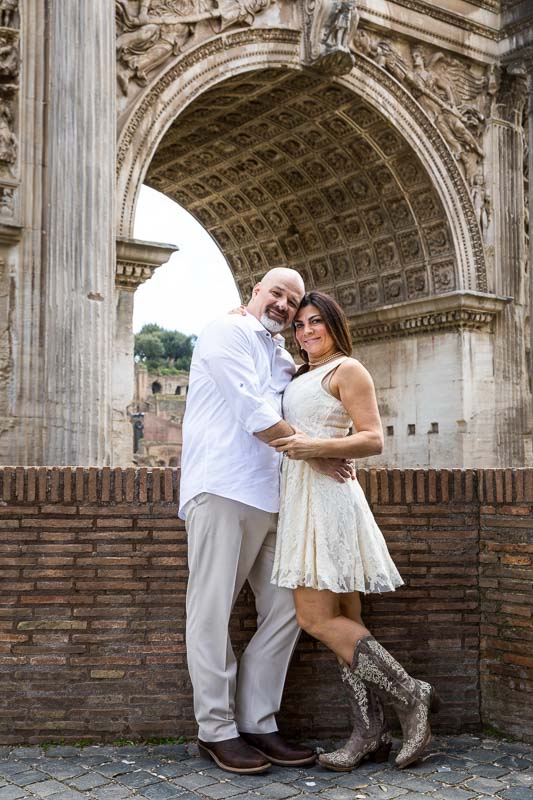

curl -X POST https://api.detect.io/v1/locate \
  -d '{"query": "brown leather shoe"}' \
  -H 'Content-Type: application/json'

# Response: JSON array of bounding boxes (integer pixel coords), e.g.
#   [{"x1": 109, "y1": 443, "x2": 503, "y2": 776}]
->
[
  {"x1": 240, "y1": 731, "x2": 316, "y2": 766},
  {"x1": 197, "y1": 736, "x2": 271, "y2": 774}
]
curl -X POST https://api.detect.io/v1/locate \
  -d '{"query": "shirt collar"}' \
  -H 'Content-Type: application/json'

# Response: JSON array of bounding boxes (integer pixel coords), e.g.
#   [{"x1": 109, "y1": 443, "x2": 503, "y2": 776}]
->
[{"x1": 244, "y1": 310, "x2": 286, "y2": 348}]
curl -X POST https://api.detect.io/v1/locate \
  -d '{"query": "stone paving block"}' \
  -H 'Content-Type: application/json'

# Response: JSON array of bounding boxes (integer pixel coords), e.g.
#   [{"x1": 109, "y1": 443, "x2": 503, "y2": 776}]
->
[
  {"x1": 498, "y1": 791, "x2": 533, "y2": 800},
  {"x1": 0, "y1": 787, "x2": 27, "y2": 800},
  {"x1": 91, "y1": 786, "x2": 136, "y2": 800},
  {"x1": 463, "y1": 748, "x2": 503, "y2": 763},
  {"x1": 496, "y1": 756, "x2": 533, "y2": 771},
  {"x1": 292, "y1": 777, "x2": 331, "y2": 794},
  {"x1": 94, "y1": 762, "x2": 136, "y2": 778},
  {"x1": 255, "y1": 780, "x2": 300, "y2": 799},
  {"x1": 335, "y1": 772, "x2": 376, "y2": 789},
  {"x1": 9, "y1": 748, "x2": 42, "y2": 760},
  {"x1": 172, "y1": 793, "x2": 208, "y2": 800},
  {"x1": 30, "y1": 779, "x2": 71, "y2": 797},
  {"x1": 322, "y1": 788, "x2": 367, "y2": 800},
  {"x1": 428, "y1": 769, "x2": 472, "y2": 785},
  {"x1": 175, "y1": 756, "x2": 204, "y2": 774},
  {"x1": 117, "y1": 770, "x2": 163, "y2": 789},
  {"x1": 196, "y1": 781, "x2": 249, "y2": 799},
  {"x1": 112, "y1": 747, "x2": 150, "y2": 758},
  {"x1": 434, "y1": 787, "x2": 478, "y2": 800},
  {"x1": 0, "y1": 762, "x2": 35, "y2": 777},
  {"x1": 151, "y1": 745, "x2": 189, "y2": 760},
  {"x1": 470, "y1": 764, "x2": 511, "y2": 779},
  {"x1": 465, "y1": 775, "x2": 511, "y2": 793},
  {"x1": 386, "y1": 775, "x2": 438, "y2": 792},
  {"x1": 511, "y1": 770, "x2": 533, "y2": 786},
  {"x1": 67, "y1": 771, "x2": 110, "y2": 790},
  {"x1": 42, "y1": 748, "x2": 80, "y2": 759},
  {"x1": 45, "y1": 790, "x2": 87, "y2": 800},
  {"x1": 8, "y1": 769, "x2": 48, "y2": 786},
  {"x1": 359, "y1": 785, "x2": 408, "y2": 799},
  {"x1": 172, "y1": 772, "x2": 219, "y2": 791},
  {"x1": 393, "y1": 794, "x2": 432, "y2": 800},
  {"x1": 139, "y1": 781, "x2": 185, "y2": 800},
  {"x1": 36, "y1": 763, "x2": 86, "y2": 781},
  {"x1": 217, "y1": 771, "x2": 274, "y2": 789}
]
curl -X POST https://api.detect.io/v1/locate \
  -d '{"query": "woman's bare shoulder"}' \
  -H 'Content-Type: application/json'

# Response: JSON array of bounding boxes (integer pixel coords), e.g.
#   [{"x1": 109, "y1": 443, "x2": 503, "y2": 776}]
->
[{"x1": 337, "y1": 357, "x2": 372, "y2": 378}]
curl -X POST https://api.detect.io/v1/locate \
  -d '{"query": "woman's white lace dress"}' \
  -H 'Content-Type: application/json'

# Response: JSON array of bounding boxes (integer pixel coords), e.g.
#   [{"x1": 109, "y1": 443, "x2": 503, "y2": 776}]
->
[{"x1": 271, "y1": 357, "x2": 404, "y2": 594}]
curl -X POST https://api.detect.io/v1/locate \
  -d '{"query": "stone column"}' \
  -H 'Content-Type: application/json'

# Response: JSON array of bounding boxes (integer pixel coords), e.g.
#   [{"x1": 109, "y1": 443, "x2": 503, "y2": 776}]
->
[
  {"x1": 43, "y1": 1, "x2": 116, "y2": 465},
  {"x1": 113, "y1": 238, "x2": 178, "y2": 466},
  {"x1": 483, "y1": 67, "x2": 533, "y2": 466}
]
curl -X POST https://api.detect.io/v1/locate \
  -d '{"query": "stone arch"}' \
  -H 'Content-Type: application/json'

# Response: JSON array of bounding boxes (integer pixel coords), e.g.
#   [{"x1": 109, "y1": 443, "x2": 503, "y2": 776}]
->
[{"x1": 116, "y1": 30, "x2": 487, "y2": 314}]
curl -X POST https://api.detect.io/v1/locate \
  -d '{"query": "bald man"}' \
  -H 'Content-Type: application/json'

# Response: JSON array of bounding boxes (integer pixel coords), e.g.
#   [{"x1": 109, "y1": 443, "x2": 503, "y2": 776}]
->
[{"x1": 180, "y1": 269, "x2": 347, "y2": 773}]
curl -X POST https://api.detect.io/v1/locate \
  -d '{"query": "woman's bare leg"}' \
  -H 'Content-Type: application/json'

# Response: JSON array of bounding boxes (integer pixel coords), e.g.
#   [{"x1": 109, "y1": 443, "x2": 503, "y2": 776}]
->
[{"x1": 293, "y1": 587, "x2": 370, "y2": 665}]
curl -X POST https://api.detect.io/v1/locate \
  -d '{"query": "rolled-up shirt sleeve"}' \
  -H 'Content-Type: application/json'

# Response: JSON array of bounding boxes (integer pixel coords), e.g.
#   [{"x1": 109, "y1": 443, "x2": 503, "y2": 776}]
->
[{"x1": 200, "y1": 320, "x2": 282, "y2": 435}]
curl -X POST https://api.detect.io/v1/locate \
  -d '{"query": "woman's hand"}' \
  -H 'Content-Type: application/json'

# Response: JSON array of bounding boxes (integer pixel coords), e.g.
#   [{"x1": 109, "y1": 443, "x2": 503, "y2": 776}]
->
[
  {"x1": 269, "y1": 431, "x2": 319, "y2": 460},
  {"x1": 228, "y1": 305, "x2": 247, "y2": 316}
]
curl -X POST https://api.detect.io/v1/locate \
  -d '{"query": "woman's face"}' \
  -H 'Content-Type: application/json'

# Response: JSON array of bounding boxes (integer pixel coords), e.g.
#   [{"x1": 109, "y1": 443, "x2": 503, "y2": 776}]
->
[{"x1": 294, "y1": 304, "x2": 336, "y2": 361}]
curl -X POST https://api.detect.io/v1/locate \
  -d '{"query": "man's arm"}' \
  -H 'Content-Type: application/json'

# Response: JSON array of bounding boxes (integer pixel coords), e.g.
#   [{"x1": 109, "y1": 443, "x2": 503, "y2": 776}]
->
[{"x1": 254, "y1": 419, "x2": 294, "y2": 443}]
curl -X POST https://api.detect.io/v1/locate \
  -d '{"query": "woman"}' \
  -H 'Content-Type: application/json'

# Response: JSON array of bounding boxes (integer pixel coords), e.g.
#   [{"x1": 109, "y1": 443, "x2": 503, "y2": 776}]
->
[{"x1": 269, "y1": 291, "x2": 440, "y2": 771}]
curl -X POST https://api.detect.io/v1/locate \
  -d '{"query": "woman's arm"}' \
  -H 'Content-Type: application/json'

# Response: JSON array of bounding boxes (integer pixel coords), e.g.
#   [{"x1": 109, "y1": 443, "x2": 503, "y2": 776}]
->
[{"x1": 270, "y1": 359, "x2": 384, "y2": 460}]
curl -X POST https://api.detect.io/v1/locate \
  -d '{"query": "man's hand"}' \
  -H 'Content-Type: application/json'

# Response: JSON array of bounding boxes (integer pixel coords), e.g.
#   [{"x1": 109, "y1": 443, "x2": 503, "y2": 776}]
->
[{"x1": 307, "y1": 457, "x2": 356, "y2": 484}]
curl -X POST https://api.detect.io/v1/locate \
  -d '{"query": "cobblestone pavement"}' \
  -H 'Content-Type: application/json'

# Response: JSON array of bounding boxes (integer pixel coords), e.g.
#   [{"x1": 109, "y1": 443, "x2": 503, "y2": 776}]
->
[{"x1": 0, "y1": 736, "x2": 532, "y2": 800}]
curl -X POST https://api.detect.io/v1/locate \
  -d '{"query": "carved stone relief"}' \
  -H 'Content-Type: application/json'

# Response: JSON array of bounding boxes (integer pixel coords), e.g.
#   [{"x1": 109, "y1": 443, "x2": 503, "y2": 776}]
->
[
  {"x1": 0, "y1": 1, "x2": 17, "y2": 29},
  {"x1": 352, "y1": 27, "x2": 495, "y2": 192},
  {"x1": 301, "y1": 0, "x2": 359, "y2": 76},
  {"x1": 116, "y1": 0, "x2": 277, "y2": 97},
  {"x1": 0, "y1": 10, "x2": 17, "y2": 215},
  {"x1": 145, "y1": 68, "x2": 460, "y2": 315}
]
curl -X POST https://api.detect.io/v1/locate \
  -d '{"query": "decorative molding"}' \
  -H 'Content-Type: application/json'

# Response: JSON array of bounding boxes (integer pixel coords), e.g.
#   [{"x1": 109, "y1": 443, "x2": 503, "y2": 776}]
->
[
  {"x1": 116, "y1": 236, "x2": 178, "y2": 290},
  {"x1": 0, "y1": 219, "x2": 20, "y2": 244},
  {"x1": 116, "y1": 0, "x2": 279, "y2": 97},
  {"x1": 348, "y1": 290, "x2": 510, "y2": 343},
  {"x1": 361, "y1": 3, "x2": 499, "y2": 49},
  {"x1": 117, "y1": 28, "x2": 300, "y2": 173}
]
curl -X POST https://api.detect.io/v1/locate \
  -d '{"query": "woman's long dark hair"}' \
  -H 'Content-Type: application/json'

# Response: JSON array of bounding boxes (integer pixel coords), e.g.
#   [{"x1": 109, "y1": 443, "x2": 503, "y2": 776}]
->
[{"x1": 293, "y1": 291, "x2": 352, "y2": 378}]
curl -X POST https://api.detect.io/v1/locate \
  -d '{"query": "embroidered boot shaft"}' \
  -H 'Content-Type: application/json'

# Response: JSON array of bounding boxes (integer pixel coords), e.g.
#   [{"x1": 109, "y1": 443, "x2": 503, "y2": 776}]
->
[
  {"x1": 350, "y1": 635, "x2": 441, "y2": 769},
  {"x1": 319, "y1": 663, "x2": 392, "y2": 771}
]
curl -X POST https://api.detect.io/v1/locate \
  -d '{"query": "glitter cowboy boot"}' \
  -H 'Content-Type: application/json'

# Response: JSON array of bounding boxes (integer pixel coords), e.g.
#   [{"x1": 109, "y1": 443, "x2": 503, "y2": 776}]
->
[
  {"x1": 350, "y1": 635, "x2": 441, "y2": 769},
  {"x1": 319, "y1": 664, "x2": 392, "y2": 771}
]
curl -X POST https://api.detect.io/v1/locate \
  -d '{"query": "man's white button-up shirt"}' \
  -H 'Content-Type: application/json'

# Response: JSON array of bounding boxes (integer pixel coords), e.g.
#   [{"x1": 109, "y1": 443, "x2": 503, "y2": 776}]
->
[{"x1": 178, "y1": 312, "x2": 295, "y2": 519}]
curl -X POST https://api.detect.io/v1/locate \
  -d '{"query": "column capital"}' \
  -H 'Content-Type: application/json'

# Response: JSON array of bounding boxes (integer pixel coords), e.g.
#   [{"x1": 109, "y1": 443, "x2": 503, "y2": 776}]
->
[{"x1": 116, "y1": 237, "x2": 178, "y2": 291}]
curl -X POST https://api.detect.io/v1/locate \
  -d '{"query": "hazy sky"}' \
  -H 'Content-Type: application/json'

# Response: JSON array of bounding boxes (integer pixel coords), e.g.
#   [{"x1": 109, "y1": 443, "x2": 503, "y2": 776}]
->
[{"x1": 133, "y1": 185, "x2": 240, "y2": 337}]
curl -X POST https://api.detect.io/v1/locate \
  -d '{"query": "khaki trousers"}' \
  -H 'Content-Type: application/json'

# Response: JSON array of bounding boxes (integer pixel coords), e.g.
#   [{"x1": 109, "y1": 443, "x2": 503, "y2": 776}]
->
[{"x1": 185, "y1": 493, "x2": 300, "y2": 742}]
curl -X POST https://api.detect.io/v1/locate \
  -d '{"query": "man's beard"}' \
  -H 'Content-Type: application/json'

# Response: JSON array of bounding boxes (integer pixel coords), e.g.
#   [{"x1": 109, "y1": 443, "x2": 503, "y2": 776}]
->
[{"x1": 260, "y1": 312, "x2": 286, "y2": 334}]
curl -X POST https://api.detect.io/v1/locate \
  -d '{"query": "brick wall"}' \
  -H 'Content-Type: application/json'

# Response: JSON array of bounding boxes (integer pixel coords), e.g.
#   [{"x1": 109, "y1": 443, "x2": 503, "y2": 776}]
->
[
  {"x1": 0, "y1": 467, "x2": 531, "y2": 744},
  {"x1": 478, "y1": 470, "x2": 533, "y2": 743}
]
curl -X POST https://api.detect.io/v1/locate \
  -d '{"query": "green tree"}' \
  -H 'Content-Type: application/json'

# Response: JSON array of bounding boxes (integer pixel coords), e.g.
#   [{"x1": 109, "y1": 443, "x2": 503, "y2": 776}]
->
[{"x1": 134, "y1": 325, "x2": 195, "y2": 372}]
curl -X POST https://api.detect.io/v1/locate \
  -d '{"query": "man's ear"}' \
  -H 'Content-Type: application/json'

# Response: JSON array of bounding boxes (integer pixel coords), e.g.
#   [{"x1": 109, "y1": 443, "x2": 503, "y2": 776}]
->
[{"x1": 251, "y1": 283, "x2": 261, "y2": 297}]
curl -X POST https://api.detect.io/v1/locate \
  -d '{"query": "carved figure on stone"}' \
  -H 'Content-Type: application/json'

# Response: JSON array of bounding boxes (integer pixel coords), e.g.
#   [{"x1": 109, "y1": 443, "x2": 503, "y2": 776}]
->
[
  {"x1": 323, "y1": 0, "x2": 357, "y2": 50},
  {"x1": 352, "y1": 31, "x2": 489, "y2": 185},
  {"x1": 0, "y1": 0, "x2": 17, "y2": 28},
  {"x1": 0, "y1": 34, "x2": 17, "y2": 79},
  {"x1": 0, "y1": 101, "x2": 16, "y2": 172},
  {"x1": 116, "y1": 0, "x2": 275, "y2": 95},
  {"x1": 0, "y1": 185, "x2": 13, "y2": 216},
  {"x1": 471, "y1": 172, "x2": 491, "y2": 237},
  {"x1": 302, "y1": 0, "x2": 359, "y2": 76}
]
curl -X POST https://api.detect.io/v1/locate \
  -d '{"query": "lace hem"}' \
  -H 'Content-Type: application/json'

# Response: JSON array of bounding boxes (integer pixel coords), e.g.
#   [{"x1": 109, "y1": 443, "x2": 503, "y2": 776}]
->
[{"x1": 271, "y1": 567, "x2": 404, "y2": 595}]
